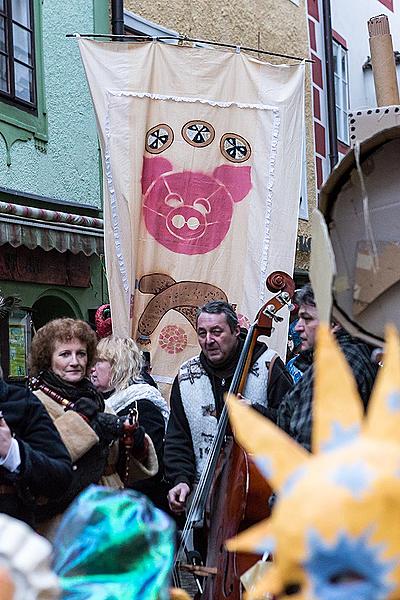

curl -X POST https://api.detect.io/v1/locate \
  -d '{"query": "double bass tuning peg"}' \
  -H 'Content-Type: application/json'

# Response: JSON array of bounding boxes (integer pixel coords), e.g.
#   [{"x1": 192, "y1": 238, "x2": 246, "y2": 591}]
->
[{"x1": 263, "y1": 304, "x2": 284, "y2": 323}]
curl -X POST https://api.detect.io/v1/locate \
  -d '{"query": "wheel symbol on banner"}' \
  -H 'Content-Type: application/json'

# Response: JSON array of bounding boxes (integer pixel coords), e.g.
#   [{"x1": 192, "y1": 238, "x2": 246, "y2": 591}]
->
[
  {"x1": 182, "y1": 120, "x2": 215, "y2": 147},
  {"x1": 145, "y1": 124, "x2": 174, "y2": 154},
  {"x1": 220, "y1": 133, "x2": 251, "y2": 163}
]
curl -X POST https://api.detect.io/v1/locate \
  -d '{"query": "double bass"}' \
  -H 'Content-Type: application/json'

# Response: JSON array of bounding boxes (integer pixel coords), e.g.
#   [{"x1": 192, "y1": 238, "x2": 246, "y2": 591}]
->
[{"x1": 174, "y1": 271, "x2": 295, "y2": 599}]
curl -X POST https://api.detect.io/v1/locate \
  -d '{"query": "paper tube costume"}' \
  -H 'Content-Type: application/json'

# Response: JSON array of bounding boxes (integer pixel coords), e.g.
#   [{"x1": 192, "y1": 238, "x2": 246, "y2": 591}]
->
[{"x1": 226, "y1": 324, "x2": 400, "y2": 600}]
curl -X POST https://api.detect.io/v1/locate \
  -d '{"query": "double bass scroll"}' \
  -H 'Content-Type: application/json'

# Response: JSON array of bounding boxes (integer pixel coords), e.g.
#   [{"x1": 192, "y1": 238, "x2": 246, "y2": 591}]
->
[{"x1": 237, "y1": 271, "x2": 294, "y2": 396}]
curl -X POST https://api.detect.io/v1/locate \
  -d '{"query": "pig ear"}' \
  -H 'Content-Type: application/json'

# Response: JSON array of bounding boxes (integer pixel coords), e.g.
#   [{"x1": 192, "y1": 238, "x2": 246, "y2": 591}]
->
[
  {"x1": 142, "y1": 156, "x2": 173, "y2": 194},
  {"x1": 213, "y1": 165, "x2": 252, "y2": 203}
]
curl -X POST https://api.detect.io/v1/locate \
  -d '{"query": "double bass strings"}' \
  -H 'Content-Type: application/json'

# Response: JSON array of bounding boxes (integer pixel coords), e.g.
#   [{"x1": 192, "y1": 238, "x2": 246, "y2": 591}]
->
[{"x1": 173, "y1": 323, "x2": 257, "y2": 576}]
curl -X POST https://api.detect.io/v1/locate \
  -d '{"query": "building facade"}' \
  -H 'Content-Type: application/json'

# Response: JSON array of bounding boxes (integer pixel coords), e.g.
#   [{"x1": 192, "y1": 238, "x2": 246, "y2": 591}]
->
[
  {"x1": 0, "y1": 1, "x2": 109, "y2": 379},
  {"x1": 307, "y1": 0, "x2": 400, "y2": 188}
]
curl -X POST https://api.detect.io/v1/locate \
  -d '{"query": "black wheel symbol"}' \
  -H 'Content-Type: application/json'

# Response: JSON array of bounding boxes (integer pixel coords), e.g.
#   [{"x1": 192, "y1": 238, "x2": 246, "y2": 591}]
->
[
  {"x1": 220, "y1": 133, "x2": 251, "y2": 163},
  {"x1": 145, "y1": 124, "x2": 174, "y2": 154},
  {"x1": 182, "y1": 120, "x2": 215, "y2": 147}
]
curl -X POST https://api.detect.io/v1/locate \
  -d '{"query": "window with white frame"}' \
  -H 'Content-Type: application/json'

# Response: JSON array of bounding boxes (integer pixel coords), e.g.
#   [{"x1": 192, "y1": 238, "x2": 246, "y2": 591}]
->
[
  {"x1": 0, "y1": 0, "x2": 37, "y2": 109},
  {"x1": 333, "y1": 40, "x2": 350, "y2": 145}
]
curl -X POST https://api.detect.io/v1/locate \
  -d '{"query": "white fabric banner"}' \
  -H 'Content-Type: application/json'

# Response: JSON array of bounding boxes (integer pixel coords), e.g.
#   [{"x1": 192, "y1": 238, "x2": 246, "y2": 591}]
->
[{"x1": 79, "y1": 39, "x2": 304, "y2": 387}]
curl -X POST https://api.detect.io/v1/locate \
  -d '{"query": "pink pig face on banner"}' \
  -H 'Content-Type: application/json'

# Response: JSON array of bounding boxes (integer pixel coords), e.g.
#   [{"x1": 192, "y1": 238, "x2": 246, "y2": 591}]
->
[{"x1": 142, "y1": 156, "x2": 252, "y2": 255}]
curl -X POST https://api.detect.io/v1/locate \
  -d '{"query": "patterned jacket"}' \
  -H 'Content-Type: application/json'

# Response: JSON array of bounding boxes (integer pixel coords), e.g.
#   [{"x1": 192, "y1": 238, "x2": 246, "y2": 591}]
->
[{"x1": 277, "y1": 330, "x2": 378, "y2": 451}]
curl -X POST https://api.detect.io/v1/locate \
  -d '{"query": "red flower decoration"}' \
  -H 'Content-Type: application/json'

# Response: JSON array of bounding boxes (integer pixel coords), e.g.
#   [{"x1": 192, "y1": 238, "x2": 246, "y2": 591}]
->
[{"x1": 159, "y1": 325, "x2": 187, "y2": 354}]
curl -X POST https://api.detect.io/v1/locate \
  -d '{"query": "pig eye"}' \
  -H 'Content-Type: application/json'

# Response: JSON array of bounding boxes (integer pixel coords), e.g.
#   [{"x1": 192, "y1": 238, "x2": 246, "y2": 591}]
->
[
  {"x1": 145, "y1": 124, "x2": 174, "y2": 154},
  {"x1": 182, "y1": 120, "x2": 215, "y2": 147},
  {"x1": 193, "y1": 198, "x2": 211, "y2": 215},
  {"x1": 165, "y1": 193, "x2": 184, "y2": 208},
  {"x1": 220, "y1": 133, "x2": 251, "y2": 163}
]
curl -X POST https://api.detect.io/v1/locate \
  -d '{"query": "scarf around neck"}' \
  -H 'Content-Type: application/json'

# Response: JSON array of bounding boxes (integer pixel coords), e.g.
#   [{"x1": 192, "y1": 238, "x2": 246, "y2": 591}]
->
[
  {"x1": 105, "y1": 382, "x2": 169, "y2": 429},
  {"x1": 39, "y1": 369, "x2": 105, "y2": 410}
]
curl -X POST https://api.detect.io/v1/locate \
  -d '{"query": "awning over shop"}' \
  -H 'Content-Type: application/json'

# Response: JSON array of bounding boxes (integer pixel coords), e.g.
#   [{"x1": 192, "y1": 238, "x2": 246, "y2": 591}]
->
[{"x1": 0, "y1": 201, "x2": 104, "y2": 256}]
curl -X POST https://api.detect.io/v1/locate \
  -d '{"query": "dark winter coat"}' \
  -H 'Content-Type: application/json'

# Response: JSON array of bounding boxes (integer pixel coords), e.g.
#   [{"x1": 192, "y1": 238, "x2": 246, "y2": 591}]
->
[
  {"x1": 105, "y1": 382, "x2": 169, "y2": 512},
  {"x1": 0, "y1": 379, "x2": 72, "y2": 526}
]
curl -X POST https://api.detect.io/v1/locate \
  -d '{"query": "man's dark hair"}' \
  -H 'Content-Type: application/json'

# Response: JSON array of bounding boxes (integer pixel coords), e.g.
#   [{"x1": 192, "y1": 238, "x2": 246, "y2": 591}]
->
[
  {"x1": 295, "y1": 283, "x2": 315, "y2": 308},
  {"x1": 196, "y1": 300, "x2": 239, "y2": 333}
]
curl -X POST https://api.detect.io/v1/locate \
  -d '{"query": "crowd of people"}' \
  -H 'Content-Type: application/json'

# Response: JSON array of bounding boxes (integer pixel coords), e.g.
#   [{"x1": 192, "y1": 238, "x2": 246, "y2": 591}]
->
[{"x1": 0, "y1": 283, "x2": 381, "y2": 597}]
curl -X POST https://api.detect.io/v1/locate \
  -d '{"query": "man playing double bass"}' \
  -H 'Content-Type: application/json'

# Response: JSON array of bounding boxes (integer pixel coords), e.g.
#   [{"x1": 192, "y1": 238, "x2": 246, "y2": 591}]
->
[{"x1": 164, "y1": 300, "x2": 292, "y2": 517}]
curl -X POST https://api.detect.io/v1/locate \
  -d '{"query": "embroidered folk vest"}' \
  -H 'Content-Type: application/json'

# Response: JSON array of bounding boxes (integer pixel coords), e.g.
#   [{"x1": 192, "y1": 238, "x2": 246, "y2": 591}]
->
[{"x1": 178, "y1": 349, "x2": 276, "y2": 481}]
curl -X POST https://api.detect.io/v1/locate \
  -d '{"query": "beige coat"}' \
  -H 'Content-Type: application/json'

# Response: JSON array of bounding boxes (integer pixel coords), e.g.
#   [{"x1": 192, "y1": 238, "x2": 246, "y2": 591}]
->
[{"x1": 33, "y1": 390, "x2": 123, "y2": 540}]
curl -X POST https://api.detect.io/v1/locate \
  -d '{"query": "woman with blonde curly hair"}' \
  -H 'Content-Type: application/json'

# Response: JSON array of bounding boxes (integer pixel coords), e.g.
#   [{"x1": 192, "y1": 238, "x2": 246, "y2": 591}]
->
[
  {"x1": 91, "y1": 336, "x2": 169, "y2": 510},
  {"x1": 29, "y1": 319, "x2": 154, "y2": 537}
]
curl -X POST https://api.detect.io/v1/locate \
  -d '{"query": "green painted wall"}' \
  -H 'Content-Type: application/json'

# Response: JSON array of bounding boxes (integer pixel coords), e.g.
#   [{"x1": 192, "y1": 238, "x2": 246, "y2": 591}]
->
[
  {"x1": 0, "y1": 0, "x2": 110, "y2": 321},
  {"x1": 0, "y1": 0, "x2": 108, "y2": 207}
]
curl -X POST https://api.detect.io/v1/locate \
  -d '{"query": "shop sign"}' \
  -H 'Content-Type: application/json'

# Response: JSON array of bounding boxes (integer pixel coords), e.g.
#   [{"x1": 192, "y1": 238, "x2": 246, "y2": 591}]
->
[{"x1": 0, "y1": 245, "x2": 91, "y2": 287}]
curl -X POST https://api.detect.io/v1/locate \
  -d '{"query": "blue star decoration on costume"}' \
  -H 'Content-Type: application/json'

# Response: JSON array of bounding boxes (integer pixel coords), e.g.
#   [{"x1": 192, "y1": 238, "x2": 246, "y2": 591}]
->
[
  {"x1": 386, "y1": 391, "x2": 400, "y2": 413},
  {"x1": 321, "y1": 422, "x2": 360, "y2": 452},
  {"x1": 304, "y1": 529, "x2": 396, "y2": 600},
  {"x1": 330, "y1": 460, "x2": 376, "y2": 499},
  {"x1": 254, "y1": 456, "x2": 273, "y2": 480}
]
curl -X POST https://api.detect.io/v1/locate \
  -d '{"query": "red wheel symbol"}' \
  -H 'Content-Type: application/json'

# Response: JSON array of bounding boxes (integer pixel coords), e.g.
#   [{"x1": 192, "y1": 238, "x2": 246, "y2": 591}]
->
[{"x1": 159, "y1": 325, "x2": 188, "y2": 354}]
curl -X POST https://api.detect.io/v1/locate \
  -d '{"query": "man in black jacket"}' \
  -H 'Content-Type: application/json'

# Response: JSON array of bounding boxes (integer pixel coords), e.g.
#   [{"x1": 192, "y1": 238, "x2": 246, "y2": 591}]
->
[
  {"x1": 164, "y1": 300, "x2": 292, "y2": 514},
  {"x1": 0, "y1": 377, "x2": 72, "y2": 526}
]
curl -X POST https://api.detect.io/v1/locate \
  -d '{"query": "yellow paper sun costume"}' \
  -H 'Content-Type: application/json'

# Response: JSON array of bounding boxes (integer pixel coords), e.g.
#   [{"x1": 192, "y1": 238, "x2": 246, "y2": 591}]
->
[{"x1": 226, "y1": 324, "x2": 400, "y2": 600}]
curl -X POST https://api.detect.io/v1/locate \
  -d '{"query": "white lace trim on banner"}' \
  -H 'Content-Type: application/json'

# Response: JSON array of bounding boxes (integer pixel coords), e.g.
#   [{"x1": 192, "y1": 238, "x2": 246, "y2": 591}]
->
[
  {"x1": 104, "y1": 109, "x2": 130, "y2": 297},
  {"x1": 260, "y1": 108, "x2": 281, "y2": 302},
  {"x1": 108, "y1": 89, "x2": 278, "y2": 112}
]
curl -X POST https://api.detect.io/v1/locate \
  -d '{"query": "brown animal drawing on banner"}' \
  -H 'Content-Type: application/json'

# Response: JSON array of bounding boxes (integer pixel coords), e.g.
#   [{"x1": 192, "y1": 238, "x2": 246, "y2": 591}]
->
[{"x1": 137, "y1": 274, "x2": 228, "y2": 351}]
